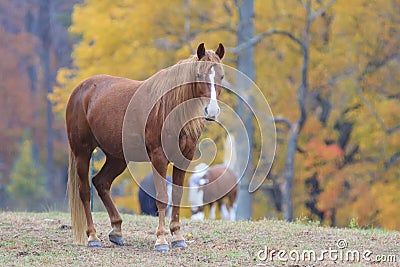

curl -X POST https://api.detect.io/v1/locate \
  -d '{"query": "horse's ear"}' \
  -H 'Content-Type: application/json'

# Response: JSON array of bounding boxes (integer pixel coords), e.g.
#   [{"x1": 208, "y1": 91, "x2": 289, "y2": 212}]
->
[
  {"x1": 197, "y1": 43, "x2": 206, "y2": 59},
  {"x1": 215, "y1": 43, "x2": 225, "y2": 60}
]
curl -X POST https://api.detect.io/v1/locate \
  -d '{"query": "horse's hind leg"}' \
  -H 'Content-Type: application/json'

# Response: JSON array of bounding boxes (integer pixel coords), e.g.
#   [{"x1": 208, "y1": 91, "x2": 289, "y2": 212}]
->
[
  {"x1": 92, "y1": 155, "x2": 127, "y2": 246},
  {"x1": 209, "y1": 203, "x2": 217, "y2": 220},
  {"x1": 228, "y1": 188, "x2": 238, "y2": 221},
  {"x1": 169, "y1": 166, "x2": 188, "y2": 249},
  {"x1": 75, "y1": 152, "x2": 102, "y2": 247},
  {"x1": 219, "y1": 201, "x2": 230, "y2": 220}
]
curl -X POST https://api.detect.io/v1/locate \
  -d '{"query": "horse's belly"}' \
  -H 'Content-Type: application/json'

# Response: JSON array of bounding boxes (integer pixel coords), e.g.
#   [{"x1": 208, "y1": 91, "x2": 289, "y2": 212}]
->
[{"x1": 122, "y1": 132, "x2": 150, "y2": 162}]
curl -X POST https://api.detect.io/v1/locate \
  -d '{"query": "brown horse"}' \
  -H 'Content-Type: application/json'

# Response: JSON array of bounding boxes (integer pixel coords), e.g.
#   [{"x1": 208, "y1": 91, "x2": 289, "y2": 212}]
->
[
  {"x1": 189, "y1": 164, "x2": 238, "y2": 221},
  {"x1": 66, "y1": 43, "x2": 225, "y2": 252}
]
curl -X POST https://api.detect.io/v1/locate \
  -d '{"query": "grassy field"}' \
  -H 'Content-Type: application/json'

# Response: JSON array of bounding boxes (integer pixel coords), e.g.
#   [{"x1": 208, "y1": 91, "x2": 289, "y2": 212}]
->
[{"x1": 0, "y1": 212, "x2": 399, "y2": 266}]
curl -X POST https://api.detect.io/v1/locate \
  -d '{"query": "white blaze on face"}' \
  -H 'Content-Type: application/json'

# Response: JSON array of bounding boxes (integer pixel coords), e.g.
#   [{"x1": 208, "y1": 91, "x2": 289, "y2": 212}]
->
[
  {"x1": 205, "y1": 66, "x2": 220, "y2": 119},
  {"x1": 209, "y1": 67, "x2": 217, "y2": 101}
]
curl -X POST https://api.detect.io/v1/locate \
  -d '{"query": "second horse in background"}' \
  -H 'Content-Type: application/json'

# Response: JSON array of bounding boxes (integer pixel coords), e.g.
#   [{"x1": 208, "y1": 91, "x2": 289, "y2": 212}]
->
[{"x1": 189, "y1": 164, "x2": 238, "y2": 221}]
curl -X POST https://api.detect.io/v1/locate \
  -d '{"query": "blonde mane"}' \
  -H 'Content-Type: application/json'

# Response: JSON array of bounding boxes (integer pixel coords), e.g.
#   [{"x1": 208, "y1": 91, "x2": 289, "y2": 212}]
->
[{"x1": 140, "y1": 51, "x2": 221, "y2": 139}]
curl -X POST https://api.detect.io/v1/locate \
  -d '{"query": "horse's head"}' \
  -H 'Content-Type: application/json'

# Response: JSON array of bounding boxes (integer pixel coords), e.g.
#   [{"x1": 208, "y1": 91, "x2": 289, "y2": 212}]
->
[{"x1": 195, "y1": 43, "x2": 225, "y2": 121}]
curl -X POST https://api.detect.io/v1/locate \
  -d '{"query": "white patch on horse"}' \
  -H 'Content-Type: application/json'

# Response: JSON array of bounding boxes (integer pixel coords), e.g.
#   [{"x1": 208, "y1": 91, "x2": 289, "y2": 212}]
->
[
  {"x1": 188, "y1": 170, "x2": 206, "y2": 209},
  {"x1": 230, "y1": 202, "x2": 237, "y2": 221},
  {"x1": 166, "y1": 182, "x2": 172, "y2": 218},
  {"x1": 220, "y1": 204, "x2": 229, "y2": 220},
  {"x1": 199, "y1": 178, "x2": 208, "y2": 186},
  {"x1": 191, "y1": 211, "x2": 204, "y2": 221},
  {"x1": 206, "y1": 67, "x2": 220, "y2": 118},
  {"x1": 210, "y1": 204, "x2": 216, "y2": 220},
  {"x1": 188, "y1": 187, "x2": 203, "y2": 208},
  {"x1": 209, "y1": 67, "x2": 217, "y2": 101}
]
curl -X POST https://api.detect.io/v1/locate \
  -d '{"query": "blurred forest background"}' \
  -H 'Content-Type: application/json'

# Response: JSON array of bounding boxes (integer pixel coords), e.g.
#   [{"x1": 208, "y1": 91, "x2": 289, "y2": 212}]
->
[{"x1": 0, "y1": 0, "x2": 399, "y2": 230}]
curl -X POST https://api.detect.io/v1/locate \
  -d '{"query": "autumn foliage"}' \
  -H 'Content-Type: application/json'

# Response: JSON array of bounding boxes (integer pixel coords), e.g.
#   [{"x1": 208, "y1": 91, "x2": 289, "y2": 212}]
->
[
  {"x1": 53, "y1": 0, "x2": 400, "y2": 230},
  {"x1": 1, "y1": 0, "x2": 399, "y2": 230}
]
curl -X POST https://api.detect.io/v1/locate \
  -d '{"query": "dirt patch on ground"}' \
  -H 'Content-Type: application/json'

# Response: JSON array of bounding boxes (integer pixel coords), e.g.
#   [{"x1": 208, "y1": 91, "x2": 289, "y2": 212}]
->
[{"x1": 0, "y1": 212, "x2": 399, "y2": 266}]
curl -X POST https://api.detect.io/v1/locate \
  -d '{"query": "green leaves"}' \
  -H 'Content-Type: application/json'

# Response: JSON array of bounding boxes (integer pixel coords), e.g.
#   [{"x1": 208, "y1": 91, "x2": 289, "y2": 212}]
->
[{"x1": 7, "y1": 134, "x2": 48, "y2": 211}]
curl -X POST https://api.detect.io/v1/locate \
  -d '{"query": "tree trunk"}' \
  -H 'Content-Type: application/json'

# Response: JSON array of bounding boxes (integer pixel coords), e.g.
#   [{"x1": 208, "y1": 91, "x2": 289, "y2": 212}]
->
[
  {"x1": 24, "y1": 10, "x2": 41, "y2": 168},
  {"x1": 278, "y1": 0, "x2": 311, "y2": 222},
  {"x1": 280, "y1": 123, "x2": 299, "y2": 221},
  {"x1": 235, "y1": 0, "x2": 255, "y2": 221},
  {"x1": 37, "y1": 0, "x2": 55, "y2": 194}
]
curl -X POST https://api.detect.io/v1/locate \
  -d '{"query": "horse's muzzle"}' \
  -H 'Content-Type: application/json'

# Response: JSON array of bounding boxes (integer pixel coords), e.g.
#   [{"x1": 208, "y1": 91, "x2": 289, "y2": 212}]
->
[
  {"x1": 205, "y1": 116, "x2": 216, "y2": 121},
  {"x1": 204, "y1": 101, "x2": 220, "y2": 121}
]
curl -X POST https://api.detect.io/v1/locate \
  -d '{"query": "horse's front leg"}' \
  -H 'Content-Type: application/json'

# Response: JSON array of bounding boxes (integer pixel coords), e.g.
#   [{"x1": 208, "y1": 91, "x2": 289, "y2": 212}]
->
[
  {"x1": 170, "y1": 136, "x2": 196, "y2": 249},
  {"x1": 170, "y1": 166, "x2": 188, "y2": 248},
  {"x1": 151, "y1": 148, "x2": 170, "y2": 252}
]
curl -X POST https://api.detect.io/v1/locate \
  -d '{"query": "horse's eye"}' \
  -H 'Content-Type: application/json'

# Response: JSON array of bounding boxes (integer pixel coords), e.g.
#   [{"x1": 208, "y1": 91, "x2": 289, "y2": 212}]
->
[{"x1": 221, "y1": 75, "x2": 224, "y2": 80}]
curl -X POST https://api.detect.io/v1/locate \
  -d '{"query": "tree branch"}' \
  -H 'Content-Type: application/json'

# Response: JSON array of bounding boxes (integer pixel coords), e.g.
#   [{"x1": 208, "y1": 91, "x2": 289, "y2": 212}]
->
[
  {"x1": 361, "y1": 52, "x2": 399, "y2": 78},
  {"x1": 229, "y1": 0, "x2": 337, "y2": 55},
  {"x1": 352, "y1": 48, "x2": 400, "y2": 135},
  {"x1": 297, "y1": 0, "x2": 310, "y2": 131},
  {"x1": 387, "y1": 125, "x2": 400, "y2": 134},
  {"x1": 384, "y1": 152, "x2": 400, "y2": 170},
  {"x1": 227, "y1": 29, "x2": 306, "y2": 54},
  {"x1": 274, "y1": 116, "x2": 292, "y2": 129},
  {"x1": 354, "y1": 80, "x2": 397, "y2": 135},
  {"x1": 309, "y1": 0, "x2": 336, "y2": 23},
  {"x1": 297, "y1": 0, "x2": 307, "y2": 9},
  {"x1": 313, "y1": 68, "x2": 354, "y2": 92},
  {"x1": 355, "y1": 80, "x2": 385, "y2": 128},
  {"x1": 203, "y1": 25, "x2": 236, "y2": 34}
]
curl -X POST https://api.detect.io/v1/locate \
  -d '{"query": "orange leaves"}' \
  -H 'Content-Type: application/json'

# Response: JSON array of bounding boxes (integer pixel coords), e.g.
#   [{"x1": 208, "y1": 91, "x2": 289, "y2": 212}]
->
[
  {"x1": 317, "y1": 174, "x2": 344, "y2": 211},
  {"x1": 46, "y1": 0, "x2": 400, "y2": 229},
  {"x1": 303, "y1": 138, "x2": 343, "y2": 169},
  {"x1": 298, "y1": 116, "x2": 342, "y2": 181},
  {"x1": 0, "y1": 24, "x2": 34, "y2": 176}
]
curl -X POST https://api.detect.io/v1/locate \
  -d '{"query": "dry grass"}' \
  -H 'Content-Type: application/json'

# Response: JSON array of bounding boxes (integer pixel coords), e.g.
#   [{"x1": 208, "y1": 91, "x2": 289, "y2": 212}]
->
[{"x1": 0, "y1": 212, "x2": 399, "y2": 266}]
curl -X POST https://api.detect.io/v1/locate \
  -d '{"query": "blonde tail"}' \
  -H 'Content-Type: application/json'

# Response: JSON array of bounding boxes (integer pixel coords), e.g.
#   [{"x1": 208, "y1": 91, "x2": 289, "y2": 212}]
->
[{"x1": 68, "y1": 149, "x2": 87, "y2": 245}]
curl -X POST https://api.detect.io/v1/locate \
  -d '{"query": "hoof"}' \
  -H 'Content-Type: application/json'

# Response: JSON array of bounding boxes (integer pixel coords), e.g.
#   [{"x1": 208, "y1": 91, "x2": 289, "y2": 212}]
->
[
  {"x1": 109, "y1": 235, "x2": 125, "y2": 246},
  {"x1": 155, "y1": 243, "x2": 170, "y2": 252},
  {"x1": 88, "y1": 240, "x2": 102, "y2": 248},
  {"x1": 171, "y1": 240, "x2": 188, "y2": 249}
]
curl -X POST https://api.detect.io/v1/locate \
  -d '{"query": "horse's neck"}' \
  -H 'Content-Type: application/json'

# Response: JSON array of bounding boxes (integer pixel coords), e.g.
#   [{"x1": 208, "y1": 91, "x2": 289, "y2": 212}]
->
[
  {"x1": 143, "y1": 62, "x2": 204, "y2": 140},
  {"x1": 161, "y1": 84, "x2": 204, "y2": 139}
]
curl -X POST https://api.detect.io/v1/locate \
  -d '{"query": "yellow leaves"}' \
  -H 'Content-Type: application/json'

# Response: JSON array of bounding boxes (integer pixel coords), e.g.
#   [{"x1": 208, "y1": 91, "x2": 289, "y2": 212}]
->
[
  {"x1": 49, "y1": 68, "x2": 77, "y2": 117},
  {"x1": 48, "y1": 0, "x2": 400, "y2": 228},
  {"x1": 371, "y1": 179, "x2": 400, "y2": 230},
  {"x1": 52, "y1": 0, "x2": 241, "y2": 119},
  {"x1": 114, "y1": 178, "x2": 140, "y2": 215}
]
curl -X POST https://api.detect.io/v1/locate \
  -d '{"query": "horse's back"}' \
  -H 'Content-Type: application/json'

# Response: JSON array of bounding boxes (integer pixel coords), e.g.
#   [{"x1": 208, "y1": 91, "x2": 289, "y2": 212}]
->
[
  {"x1": 203, "y1": 165, "x2": 238, "y2": 203},
  {"x1": 68, "y1": 74, "x2": 140, "y2": 108},
  {"x1": 208, "y1": 165, "x2": 237, "y2": 183},
  {"x1": 66, "y1": 74, "x2": 142, "y2": 157}
]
